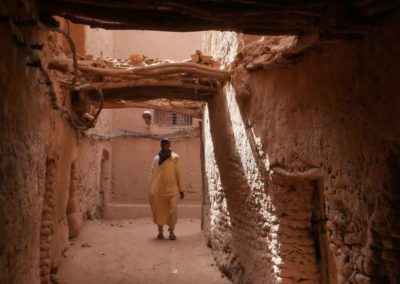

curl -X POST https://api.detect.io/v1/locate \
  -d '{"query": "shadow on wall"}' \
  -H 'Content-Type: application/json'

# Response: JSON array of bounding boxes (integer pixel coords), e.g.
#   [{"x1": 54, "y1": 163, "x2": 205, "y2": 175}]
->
[
  {"x1": 66, "y1": 161, "x2": 80, "y2": 239},
  {"x1": 205, "y1": 85, "x2": 278, "y2": 283},
  {"x1": 66, "y1": 149, "x2": 111, "y2": 238},
  {"x1": 96, "y1": 149, "x2": 111, "y2": 218},
  {"x1": 204, "y1": 83, "x2": 337, "y2": 283}
]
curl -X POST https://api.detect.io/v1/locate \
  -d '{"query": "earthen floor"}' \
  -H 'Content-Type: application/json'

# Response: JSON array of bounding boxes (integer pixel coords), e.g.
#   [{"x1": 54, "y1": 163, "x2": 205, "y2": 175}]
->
[{"x1": 57, "y1": 218, "x2": 230, "y2": 284}]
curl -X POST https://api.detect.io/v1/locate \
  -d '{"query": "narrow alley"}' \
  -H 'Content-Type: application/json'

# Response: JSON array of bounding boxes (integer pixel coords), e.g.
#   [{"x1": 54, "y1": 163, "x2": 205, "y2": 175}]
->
[
  {"x1": 1, "y1": 1, "x2": 400, "y2": 284},
  {"x1": 57, "y1": 219, "x2": 229, "y2": 284}
]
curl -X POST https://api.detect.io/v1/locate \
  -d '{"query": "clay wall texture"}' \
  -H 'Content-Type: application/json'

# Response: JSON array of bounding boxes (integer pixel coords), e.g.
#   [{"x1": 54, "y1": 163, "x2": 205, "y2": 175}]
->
[
  {"x1": 60, "y1": 25, "x2": 204, "y2": 221},
  {"x1": 0, "y1": 23, "x2": 114, "y2": 283},
  {"x1": 105, "y1": 31, "x2": 203, "y2": 218},
  {"x1": 113, "y1": 30, "x2": 202, "y2": 60},
  {"x1": 4, "y1": 7, "x2": 400, "y2": 284},
  {"x1": 105, "y1": 108, "x2": 203, "y2": 219},
  {"x1": 111, "y1": 137, "x2": 202, "y2": 204},
  {"x1": 85, "y1": 27, "x2": 114, "y2": 58},
  {"x1": 202, "y1": 12, "x2": 400, "y2": 284}
]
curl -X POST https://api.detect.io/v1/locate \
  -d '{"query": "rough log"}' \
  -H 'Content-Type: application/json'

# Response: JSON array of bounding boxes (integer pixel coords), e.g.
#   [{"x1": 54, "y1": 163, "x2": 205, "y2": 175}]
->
[
  {"x1": 270, "y1": 167, "x2": 324, "y2": 182},
  {"x1": 39, "y1": 0, "x2": 322, "y2": 34},
  {"x1": 50, "y1": 54, "x2": 223, "y2": 114},
  {"x1": 352, "y1": 0, "x2": 400, "y2": 16},
  {"x1": 44, "y1": 0, "x2": 325, "y2": 17},
  {"x1": 37, "y1": 0, "x2": 400, "y2": 38},
  {"x1": 48, "y1": 59, "x2": 232, "y2": 80},
  {"x1": 85, "y1": 85, "x2": 213, "y2": 103}
]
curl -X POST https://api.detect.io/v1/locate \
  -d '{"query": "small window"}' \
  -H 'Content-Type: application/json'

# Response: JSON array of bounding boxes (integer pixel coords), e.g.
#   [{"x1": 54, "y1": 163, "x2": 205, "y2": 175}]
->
[{"x1": 155, "y1": 109, "x2": 192, "y2": 126}]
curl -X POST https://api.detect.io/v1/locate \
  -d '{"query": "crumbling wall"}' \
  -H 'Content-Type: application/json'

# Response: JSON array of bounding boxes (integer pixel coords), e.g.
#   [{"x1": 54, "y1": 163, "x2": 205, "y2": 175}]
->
[
  {"x1": 0, "y1": 16, "x2": 114, "y2": 284},
  {"x1": 66, "y1": 138, "x2": 113, "y2": 238},
  {"x1": 0, "y1": 24, "x2": 57, "y2": 284},
  {"x1": 203, "y1": 11, "x2": 400, "y2": 284}
]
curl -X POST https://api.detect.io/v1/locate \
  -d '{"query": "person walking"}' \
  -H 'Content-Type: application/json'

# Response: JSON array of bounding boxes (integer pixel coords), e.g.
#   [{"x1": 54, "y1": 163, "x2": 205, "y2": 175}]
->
[{"x1": 149, "y1": 138, "x2": 184, "y2": 240}]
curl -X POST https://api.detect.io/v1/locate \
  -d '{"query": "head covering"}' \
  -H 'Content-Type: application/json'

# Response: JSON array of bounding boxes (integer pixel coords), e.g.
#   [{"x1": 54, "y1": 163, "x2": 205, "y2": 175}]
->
[
  {"x1": 159, "y1": 138, "x2": 171, "y2": 165},
  {"x1": 161, "y1": 138, "x2": 171, "y2": 145}
]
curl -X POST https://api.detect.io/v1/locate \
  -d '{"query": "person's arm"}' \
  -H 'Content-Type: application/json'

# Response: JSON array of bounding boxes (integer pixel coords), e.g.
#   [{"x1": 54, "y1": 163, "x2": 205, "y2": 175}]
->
[
  {"x1": 175, "y1": 157, "x2": 184, "y2": 199},
  {"x1": 149, "y1": 157, "x2": 159, "y2": 196},
  {"x1": 149, "y1": 157, "x2": 157, "y2": 183}
]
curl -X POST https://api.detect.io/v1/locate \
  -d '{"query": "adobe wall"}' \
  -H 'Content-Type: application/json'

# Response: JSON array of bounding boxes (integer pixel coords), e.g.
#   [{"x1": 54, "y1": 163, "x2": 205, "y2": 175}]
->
[
  {"x1": 203, "y1": 11, "x2": 400, "y2": 284},
  {"x1": 106, "y1": 31, "x2": 204, "y2": 219},
  {"x1": 113, "y1": 30, "x2": 202, "y2": 60},
  {"x1": 60, "y1": 22, "x2": 114, "y2": 59},
  {"x1": 105, "y1": 108, "x2": 203, "y2": 219},
  {"x1": 58, "y1": 24, "x2": 204, "y2": 221},
  {"x1": 0, "y1": 18, "x2": 114, "y2": 284},
  {"x1": 111, "y1": 136, "x2": 202, "y2": 204},
  {"x1": 85, "y1": 27, "x2": 114, "y2": 59}
]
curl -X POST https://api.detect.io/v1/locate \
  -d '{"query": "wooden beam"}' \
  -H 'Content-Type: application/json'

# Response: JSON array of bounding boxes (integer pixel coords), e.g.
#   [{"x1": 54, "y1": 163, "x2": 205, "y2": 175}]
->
[
  {"x1": 353, "y1": 0, "x2": 400, "y2": 16},
  {"x1": 37, "y1": 0, "x2": 400, "y2": 36},
  {"x1": 85, "y1": 85, "x2": 214, "y2": 103},
  {"x1": 82, "y1": 80, "x2": 218, "y2": 94},
  {"x1": 48, "y1": 59, "x2": 232, "y2": 81},
  {"x1": 38, "y1": 0, "x2": 322, "y2": 34},
  {"x1": 43, "y1": 0, "x2": 325, "y2": 17}
]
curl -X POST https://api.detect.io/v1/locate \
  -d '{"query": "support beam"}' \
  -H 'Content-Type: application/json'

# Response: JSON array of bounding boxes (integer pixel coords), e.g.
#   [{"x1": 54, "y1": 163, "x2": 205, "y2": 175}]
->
[
  {"x1": 39, "y1": 0, "x2": 323, "y2": 34},
  {"x1": 48, "y1": 59, "x2": 232, "y2": 81},
  {"x1": 37, "y1": 0, "x2": 400, "y2": 36}
]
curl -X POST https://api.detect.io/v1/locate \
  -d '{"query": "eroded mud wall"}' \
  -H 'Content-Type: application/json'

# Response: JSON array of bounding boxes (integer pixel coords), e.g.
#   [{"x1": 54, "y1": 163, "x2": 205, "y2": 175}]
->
[
  {"x1": 0, "y1": 21, "x2": 114, "y2": 284},
  {"x1": 203, "y1": 11, "x2": 400, "y2": 284}
]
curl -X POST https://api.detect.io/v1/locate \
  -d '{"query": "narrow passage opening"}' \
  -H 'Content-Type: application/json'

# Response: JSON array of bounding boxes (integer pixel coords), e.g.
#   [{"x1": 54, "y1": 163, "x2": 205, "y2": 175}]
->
[{"x1": 55, "y1": 26, "x2": 227, "y2": 284}]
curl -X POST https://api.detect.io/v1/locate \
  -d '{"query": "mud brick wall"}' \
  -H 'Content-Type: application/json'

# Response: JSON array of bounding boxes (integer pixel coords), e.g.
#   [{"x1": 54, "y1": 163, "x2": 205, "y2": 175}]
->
[
  {"x1": 202, "y1": 11, "x2": 400, "y2": 284},
  {"x1": 0, "y1": 19, "x2": 113, "y2": 284}
]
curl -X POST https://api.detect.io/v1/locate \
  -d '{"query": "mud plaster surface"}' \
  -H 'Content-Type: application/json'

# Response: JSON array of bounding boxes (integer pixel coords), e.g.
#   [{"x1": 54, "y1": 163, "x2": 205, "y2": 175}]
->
[
  {"x1": 57, "y1": 218, "x2": 231, "y2": 284},
  {"x1": 202, "y1": 11, "x2": 400, "y2": 284}
]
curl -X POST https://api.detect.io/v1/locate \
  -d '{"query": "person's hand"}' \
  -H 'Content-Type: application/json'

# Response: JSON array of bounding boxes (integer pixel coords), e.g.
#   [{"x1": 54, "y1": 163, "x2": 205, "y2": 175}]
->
[{"x1": 180, "y1": 192, "x2": 185, "y2": 200}]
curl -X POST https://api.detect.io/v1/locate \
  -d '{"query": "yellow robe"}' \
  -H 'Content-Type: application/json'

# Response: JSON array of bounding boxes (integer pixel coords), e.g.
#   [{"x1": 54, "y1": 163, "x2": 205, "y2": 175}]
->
[{"x1": 149, "y1": 152, "x2": 184, "y2": 228}]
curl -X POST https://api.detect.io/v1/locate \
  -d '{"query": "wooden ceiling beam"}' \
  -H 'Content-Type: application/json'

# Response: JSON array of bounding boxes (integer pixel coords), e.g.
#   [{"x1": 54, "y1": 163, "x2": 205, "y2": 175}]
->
[
  {"x1": 38, "y1": 0, "x2": 322, "y2": 34},
  {"x1": 37, "y1": 0, "x2": 400, "y2": 35},
  {"x1": 85, "y1": 85, "x2": 214, "y2": 103}
]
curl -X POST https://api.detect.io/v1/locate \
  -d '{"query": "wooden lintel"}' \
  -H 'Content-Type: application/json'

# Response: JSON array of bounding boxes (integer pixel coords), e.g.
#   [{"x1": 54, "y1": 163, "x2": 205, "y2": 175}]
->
[
  {"x1": 39, "y1": 0, "x2": 321, "y2": 34},
  {"x1": 86, "y1": 85, "x2": 214, "y2": 103},
  {"x1": 48, "y1": 58, "x2": 232, "y2": 81},
  {"x1": 37, "y1": 0, "x2": 398, "y2": 37}
]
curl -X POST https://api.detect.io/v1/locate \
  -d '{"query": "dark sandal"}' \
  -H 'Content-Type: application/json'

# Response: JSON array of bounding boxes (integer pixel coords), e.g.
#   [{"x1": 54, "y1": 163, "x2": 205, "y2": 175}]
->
[{"x1": 168, "y1": 230, "x2": 176, "y2": 241}]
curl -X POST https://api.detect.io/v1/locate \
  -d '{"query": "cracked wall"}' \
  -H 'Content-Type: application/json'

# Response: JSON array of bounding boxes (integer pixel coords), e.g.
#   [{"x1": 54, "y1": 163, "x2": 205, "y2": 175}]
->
[{"x1": 203, "y1": 11, "x2": 400, "y2": 284}]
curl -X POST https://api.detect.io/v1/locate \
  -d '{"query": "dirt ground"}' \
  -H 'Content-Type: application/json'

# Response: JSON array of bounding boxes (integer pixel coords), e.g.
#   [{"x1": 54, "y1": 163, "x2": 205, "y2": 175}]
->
[{"x1": 57, "y1": 218, "x2": 231, "y2": 284}]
